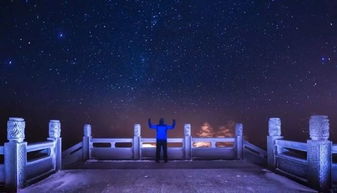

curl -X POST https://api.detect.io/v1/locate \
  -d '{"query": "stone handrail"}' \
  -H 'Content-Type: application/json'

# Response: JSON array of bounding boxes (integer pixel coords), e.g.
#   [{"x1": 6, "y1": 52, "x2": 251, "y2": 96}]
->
[
  {"x1": 192, "y1": 137, "x2": 235, "y2": 143},
  {"x1": 62, "y1": 142, "x2": 82, "y2": 158},
  {"x1": 275, "y1": 140, "x2": 308, "y2": 152},
  {"x1": 62, "y1": 142, "x2": 82, "y2": 169},
  {"x1": 243, "y1": 140, "x2": 267, "y2": 158},
  {"x1": 27, "y1": 141, "x2": 54, "y2": 153},
  {"x1": 91, "y1": 138, "x2": 133, "y2": 143},
  {"x1": 140, "y1": 138, "x2": 156, "y2": 143},
  {"x1": 242, "y1": 140, "x2": 267, "y2": 167}
]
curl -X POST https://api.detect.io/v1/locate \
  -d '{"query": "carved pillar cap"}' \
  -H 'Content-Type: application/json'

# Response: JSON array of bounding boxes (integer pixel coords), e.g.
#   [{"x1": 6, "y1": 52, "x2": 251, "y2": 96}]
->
[
  {"x1": 7, "y1": 117, "x2": 25, "y2": 142},
  {"x1": 49, "y1": 120, "x2": 61, "y2": 138},
  {"x1": 184, "y1": 124, "x2": 191, "y2": 136},
  {"x1": 268, "y1": 117, "x2": 281, "y2": 136},
  {"x1": 83, "y1": 124, "x2": 92, "y2": 137},
  {"x1": 134, "y1": 124, "x2": 141, "y2": 137},
  {"x1": 235, "y1": 123, "x2": 243, "y2": 136},
  {"x1": 309, "y1": 115, "x2": 329, "y2": 140}
]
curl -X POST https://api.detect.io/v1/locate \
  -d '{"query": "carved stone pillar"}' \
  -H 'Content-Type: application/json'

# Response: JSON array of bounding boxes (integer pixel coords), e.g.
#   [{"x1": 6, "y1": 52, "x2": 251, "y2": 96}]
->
[
  {"x1": 307, "y1": 115, "x2": 331, "y2": 191},
  {"x1": 5, "y1": 117, "x2": 27, "y2": 190},
  {"x1": 48, "y1": 120, "x2": 62, "y2": 171},
  {"x1": 235, "y1": 123, "x2": 243, "y2": 160},
  {"x1": 133, "y1": 124, "x2": 141, "y2": 160},
  {"x1": 267, "y1": 117, "x2": 283, "y2": 170},
  {"x1": 48, "y1": 120, "x2": 61, "y2": 139},
  {"x1": 82, "y1": 124, "x2": 92, "y2": 161},
  {"x1": 184, "y1": 124, "x2": 192, "y2": 160}
]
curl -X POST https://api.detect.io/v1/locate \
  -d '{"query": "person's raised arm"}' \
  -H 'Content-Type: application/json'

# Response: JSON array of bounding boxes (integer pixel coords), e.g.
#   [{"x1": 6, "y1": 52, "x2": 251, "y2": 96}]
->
[
  {"x1": 167, "y1": 119, "x2": 176, "y2": 130},
  {"x1": 148, "y1": 118, "x2": 156, "y2": 129}
]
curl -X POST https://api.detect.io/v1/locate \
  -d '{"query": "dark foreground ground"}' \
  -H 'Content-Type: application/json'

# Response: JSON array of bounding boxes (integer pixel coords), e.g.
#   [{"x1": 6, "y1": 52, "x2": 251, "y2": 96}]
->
[{"x1": 20, "y1": 160, "x2": 316, "y2": 193}]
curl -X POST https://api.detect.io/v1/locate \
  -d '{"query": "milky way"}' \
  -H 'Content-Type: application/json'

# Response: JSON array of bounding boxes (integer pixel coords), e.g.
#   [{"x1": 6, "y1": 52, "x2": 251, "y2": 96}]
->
[{"x1": 1, "y1": 0, "x2": 337, "y2": 147}]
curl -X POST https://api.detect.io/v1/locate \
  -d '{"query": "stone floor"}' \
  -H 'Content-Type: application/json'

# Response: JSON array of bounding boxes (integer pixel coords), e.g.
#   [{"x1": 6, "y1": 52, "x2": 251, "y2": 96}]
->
[{"x1": 20, "y1": 160, "x2": 316, "y2": 193}]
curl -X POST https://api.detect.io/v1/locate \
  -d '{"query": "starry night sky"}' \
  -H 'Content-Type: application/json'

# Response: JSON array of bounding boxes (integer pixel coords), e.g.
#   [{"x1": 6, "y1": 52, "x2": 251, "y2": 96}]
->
[{"x1": 1, "y1": 0, "x2": 337, "y2": 148}]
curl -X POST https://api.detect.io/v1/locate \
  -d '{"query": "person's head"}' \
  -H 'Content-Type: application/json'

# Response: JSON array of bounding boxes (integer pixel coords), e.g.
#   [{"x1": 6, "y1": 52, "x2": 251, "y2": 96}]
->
[{"x1": 159, "y1": 118, "x2": 164, "y2": 125}]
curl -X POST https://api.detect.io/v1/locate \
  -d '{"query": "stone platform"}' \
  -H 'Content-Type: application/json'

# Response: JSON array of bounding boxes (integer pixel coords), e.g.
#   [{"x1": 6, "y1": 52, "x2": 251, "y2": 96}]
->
[{"x1": 20, "y1": 160, "x2": 316, "y2": 193}]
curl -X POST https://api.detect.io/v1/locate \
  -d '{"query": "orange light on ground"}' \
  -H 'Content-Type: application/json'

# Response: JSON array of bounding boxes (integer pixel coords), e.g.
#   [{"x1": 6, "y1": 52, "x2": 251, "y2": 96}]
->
[{"x1": 142, "y1": 143, "x2": 156, "y2": 148}]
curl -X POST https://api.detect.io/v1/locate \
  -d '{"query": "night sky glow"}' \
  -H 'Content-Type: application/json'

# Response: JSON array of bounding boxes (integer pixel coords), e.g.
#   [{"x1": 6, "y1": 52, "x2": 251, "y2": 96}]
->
[{"x1": 1, "y1": 0, "x2": 337, "y2": 148}]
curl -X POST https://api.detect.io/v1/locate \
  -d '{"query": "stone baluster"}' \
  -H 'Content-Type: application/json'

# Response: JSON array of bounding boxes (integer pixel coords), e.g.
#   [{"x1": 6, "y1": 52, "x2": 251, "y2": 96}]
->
[
  {"x1": 184, "y1": 124, "x2": 192, "y2": 160},
  {"x1": 4, "y1": 117, "x2": 27, "y2": 190},
  {"x1": 235, "y1": 123, "x2": 243, "y2": 160},
  {"x1": 267, "y1": 117, "x2": 283, "y2": 170},
  {"x1": 307, "y1": 115, "x2": 331, "y2": 191},
  {"x1": 82, "y1": 124, "x2": 92, "y2": 161},
  {"x1": 48, "y1": 120, "x2": 62, "y2": 171},
  {"x1": 133, "y1": 124, "x2": 141, "y2": 160}
]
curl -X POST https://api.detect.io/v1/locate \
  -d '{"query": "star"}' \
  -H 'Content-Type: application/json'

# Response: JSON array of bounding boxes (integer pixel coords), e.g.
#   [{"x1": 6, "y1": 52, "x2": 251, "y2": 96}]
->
[{"x1": 58, "y1": 32, "x2": 64, "y2": 38}]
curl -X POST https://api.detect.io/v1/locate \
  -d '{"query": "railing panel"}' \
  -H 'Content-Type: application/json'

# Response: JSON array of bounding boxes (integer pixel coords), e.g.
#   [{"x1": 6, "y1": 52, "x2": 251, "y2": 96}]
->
[
  {"x1": 91, "y1": 147, "x2": 133, "y2": 160},
  {"x1": 243, "y1": 141, "x2": 267, "y2": 158},
  {"x1": 27, "y1": 141, "x2": 54, "y2": 153},
  {"x1": 275, "y1": 140, "x2": 307, "y2": 152},
  {"x1": 25, "y1": 156, "x2": 54, "y2": 183},
  {"x1": 91, "y1": 138, "x2": 133, "y2": 143},
  {"x1": 0, "y1": 164, "x2": 4, "y2": 183},
  {"x1": 62, "y1": 142, "x2": 83, "y2": 169},
  {"x1": 243, "y1": 148, "x2": 266, "y2": 166},
  {"x1": 276, "y1": 154, "x2": 307, "y2": 180},
  {"x1": 141, "y1": 138, "x2": 183, "y2": 145},
  {"x1": 243, "y1": 141, "x2": 267, "y2": 166},
  {"x1": 62, "y1": 142, "x2": 82, "y2": 158},
  {"x1": 141, "y1": 147, "x2": 184, "y2": 160}
]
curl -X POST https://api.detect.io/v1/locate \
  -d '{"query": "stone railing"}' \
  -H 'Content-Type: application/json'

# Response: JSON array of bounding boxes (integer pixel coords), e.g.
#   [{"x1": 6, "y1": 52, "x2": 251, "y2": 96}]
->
[
  {"x1": 191, "y1": 137, "x2": 236, "y2": 160},
  {"x1": 70, "y1": 123, "x2": 244, "y2": 163},
  {"x1": 62, "y1": 142, "x2": 82, "y2": 168},
  {"x1": 1, "y1": 118, "x2": 62, "y2": 192},
  {"x1": 243, "y1": 140, "x2": 267, "y2": 166},
  {"x1": 267, "y1": 115, "x2": 332, "y2": 192},
  {"x1": 274, "y1": 139, "x2": 308, "y2": 179},
  {"x1": 3, "y1": 114, "x2": 336, "y2": 192}
]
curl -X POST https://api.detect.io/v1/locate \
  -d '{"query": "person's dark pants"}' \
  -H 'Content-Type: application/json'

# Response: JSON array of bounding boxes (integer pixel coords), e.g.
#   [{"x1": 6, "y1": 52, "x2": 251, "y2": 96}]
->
[{"x1": 156, "y1": 139, "x2": 168, "y2": 162}]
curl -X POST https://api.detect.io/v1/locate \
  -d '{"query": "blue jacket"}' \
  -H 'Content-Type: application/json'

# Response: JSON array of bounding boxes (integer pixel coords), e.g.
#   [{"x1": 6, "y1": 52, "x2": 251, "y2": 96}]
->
[{"x1": 148, "y1": 120, "x2": 176, "y2": 140}]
